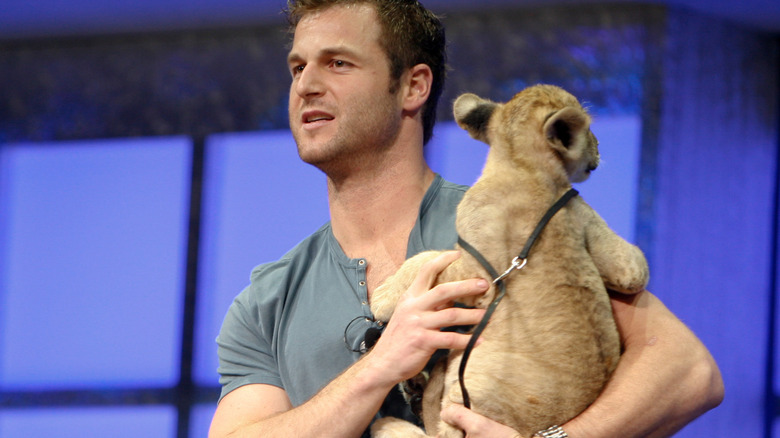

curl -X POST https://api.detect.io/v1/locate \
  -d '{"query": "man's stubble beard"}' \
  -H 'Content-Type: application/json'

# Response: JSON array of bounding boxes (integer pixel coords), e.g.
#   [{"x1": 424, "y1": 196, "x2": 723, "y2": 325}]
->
[{"x1": 295, "y1": 96, "x2": 403, "y2": 180}]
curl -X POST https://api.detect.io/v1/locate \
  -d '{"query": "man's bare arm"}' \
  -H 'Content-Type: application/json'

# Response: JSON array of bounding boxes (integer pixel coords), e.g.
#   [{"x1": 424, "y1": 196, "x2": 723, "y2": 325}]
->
[
  {"x1": 208, "y1": 361, "x2": 394, "y2": 438},
  {"x1": 209, "y1": 252, "x2": 489, "y2": 438},
  {"x1": 562, "y1": 290, "x2": 724, "y2": 437}
]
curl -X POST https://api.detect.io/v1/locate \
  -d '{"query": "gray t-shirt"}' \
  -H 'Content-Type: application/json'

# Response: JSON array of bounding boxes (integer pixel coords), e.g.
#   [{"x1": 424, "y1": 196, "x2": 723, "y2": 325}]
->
[{"x1": 216, "y1": 175, "x2": 467, "y2": 425}]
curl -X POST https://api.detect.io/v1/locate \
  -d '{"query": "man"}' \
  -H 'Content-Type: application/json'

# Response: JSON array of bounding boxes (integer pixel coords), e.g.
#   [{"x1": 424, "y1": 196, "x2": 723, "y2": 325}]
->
[{"x1": 209, "y1": 1, "x2": 724, "y2": 437}]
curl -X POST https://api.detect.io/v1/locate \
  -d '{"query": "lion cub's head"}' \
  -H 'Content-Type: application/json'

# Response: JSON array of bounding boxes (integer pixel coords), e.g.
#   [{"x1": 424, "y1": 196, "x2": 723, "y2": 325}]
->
[{"x1": 453, "y1": 84, "x2": 599, "y2": 183}]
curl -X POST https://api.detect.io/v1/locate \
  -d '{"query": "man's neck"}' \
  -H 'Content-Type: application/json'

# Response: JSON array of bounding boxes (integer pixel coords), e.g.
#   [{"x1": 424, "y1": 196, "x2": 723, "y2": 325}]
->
[
  {"x1": 327, "y1": 157, "x2": 434, "y2": 295},
  {"x1": 328, "y1": 159, "x2": 435, "y2": 259}
]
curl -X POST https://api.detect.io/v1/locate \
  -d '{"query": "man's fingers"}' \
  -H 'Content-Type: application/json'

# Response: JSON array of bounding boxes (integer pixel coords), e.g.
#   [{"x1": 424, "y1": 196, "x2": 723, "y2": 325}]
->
[
  {"x1": 425, "y1": 307, "x2": 485, "y2": 330},
  {"x1": 422, "y1": 278, "x2": 490, "y2": 309},
  {"x1": 440, "y1": 404, "x2": 483, "y2": 431},
  {"x1": 409, "y1": 250, "x2": 461, "y2": 294},
  {"x1": 434, "y1": 331, "x2": 481, "y2": 351},
  {"x1": 440, "y1": 404, "x2": 521, "y2": 438}
]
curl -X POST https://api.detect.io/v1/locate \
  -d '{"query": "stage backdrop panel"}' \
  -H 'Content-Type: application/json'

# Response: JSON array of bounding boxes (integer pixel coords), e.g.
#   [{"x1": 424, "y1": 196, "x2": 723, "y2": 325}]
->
[
  {"x1": 0, "y1": 406, "x2": 176, "y2": 437},
  {"x1": 0, "y1": 137, "x2": 191, "y2": 389},
  {"x1": 646, "y1": 9, "x2": 779, "y2": 437},
  {"x1": 189, "y1": 403, "x2": 216, "y2": 438}
]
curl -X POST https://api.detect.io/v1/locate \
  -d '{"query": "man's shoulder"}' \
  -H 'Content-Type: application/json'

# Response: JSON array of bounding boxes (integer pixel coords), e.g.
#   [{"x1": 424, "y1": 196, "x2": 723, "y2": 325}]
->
[
  {"x1": 421, "y1": 176, "x2": 468, "y2": 217},
  {"x1": 438, "y1": 178, "x2": 469, "y2": 199},
  {"x1": 219, "y1": 224, "x2": 334, "y2": 349},
  {"x1": 248, "y1": 222, "x2": 333, "y2": 286},
  {"x1": 407, "y1": 176, "x2": 469, "y2": 255},
  {"x1": 440, "y1": 177, "x2": 470, "y2": 193}
]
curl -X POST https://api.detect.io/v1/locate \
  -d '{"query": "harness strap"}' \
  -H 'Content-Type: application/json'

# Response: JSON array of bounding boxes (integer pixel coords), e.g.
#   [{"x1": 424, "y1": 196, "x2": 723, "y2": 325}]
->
[
  {"x1": 518, "y1": 188, "x2": 579, "y2": 259},
  {"x1": 456, "y1": 237, "x2": 507, "y2": 409},
  {"x1": 455, "y1": 188, "x2": 578, "y2": 409}
]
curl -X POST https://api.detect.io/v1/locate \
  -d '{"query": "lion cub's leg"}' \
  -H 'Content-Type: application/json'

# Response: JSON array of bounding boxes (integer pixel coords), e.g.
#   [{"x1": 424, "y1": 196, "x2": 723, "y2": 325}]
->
[
  {"x1": 578, "y1": 202, "x2": 649, "y2": 293},
  {"x1": 371, "y1": 250, "x2": 444, "y2": 321},
  {"x1": 587, "y1": 227, "x2": 649, "y2": 293}
]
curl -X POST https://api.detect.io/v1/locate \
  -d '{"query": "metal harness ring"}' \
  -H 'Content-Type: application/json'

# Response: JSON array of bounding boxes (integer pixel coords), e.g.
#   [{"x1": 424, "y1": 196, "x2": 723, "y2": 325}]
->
[{"x1": 493, "y1": 257, "x2": 527, "y2": 284}]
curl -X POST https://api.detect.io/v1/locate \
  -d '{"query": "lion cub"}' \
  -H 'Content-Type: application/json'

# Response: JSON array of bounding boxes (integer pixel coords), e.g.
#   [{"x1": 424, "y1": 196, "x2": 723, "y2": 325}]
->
[{"x1": 370, "y1": 85, "x2": 649, "y2": 438}]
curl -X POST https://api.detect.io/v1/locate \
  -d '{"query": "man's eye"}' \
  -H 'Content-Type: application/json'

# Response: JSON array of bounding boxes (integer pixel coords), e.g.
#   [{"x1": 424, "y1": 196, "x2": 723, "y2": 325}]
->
[
  {"x1": 291, "y1": 65, "x2": 305, "y2": 75},
  {"x1": 332, "y1": 60, "x2": 348, "y2": 68}
]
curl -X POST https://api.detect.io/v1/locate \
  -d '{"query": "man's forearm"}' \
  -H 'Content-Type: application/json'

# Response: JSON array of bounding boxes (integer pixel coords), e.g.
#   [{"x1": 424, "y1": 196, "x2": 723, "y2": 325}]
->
[
  {"x1": 212, "y1": 255, "x2": 491, "y2": 438},
  {"x1": 563, "y1": 291, "x2": 724, "y2": 437},
  {"x1": 225, "y1": 356, "x2": 395, "y2": 438}
]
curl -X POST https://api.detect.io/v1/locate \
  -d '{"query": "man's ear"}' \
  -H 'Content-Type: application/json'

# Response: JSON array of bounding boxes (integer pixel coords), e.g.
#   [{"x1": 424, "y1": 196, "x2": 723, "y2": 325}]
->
[{"x1": 401, "y1": 63, "x2": 433, "y2": 113}]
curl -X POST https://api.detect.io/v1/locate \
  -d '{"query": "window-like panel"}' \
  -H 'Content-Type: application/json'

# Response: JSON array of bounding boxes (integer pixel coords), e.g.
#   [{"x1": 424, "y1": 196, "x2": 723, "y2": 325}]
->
[
  {"x1": 0, "y1": 406, "x2": 176, "y2": 437},
  {"x1": 0, "y1": 137, "x2": 191, "y2": 389},
  {"x1": 189, "y1": 403, "x2": 217, "y2": 438}
]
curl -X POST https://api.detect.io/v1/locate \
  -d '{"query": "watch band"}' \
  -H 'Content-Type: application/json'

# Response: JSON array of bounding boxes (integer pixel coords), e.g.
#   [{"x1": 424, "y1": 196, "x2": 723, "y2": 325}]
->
[{"x1": 533, "y1": 425, "x2": 568, "y2": 438}]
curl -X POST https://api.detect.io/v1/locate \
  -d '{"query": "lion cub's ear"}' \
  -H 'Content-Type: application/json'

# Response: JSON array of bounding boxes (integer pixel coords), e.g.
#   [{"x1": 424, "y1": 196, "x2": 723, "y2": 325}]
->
[
  {"x1": 453, "y1": 93, "x2": 498, "y2": 144},
  {"x1": 543, "y1": 106, "x2": 591, "y2": 153}
]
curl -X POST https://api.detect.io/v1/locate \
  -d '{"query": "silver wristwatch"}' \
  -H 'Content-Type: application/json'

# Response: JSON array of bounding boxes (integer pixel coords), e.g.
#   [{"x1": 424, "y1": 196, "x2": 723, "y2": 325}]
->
[{"x1": 533, "y1": 425, "x2": 568, "y2": 438}]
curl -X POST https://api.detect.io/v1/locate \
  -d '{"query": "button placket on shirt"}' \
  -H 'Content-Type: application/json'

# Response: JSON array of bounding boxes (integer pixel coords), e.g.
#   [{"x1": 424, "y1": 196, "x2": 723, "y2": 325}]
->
[{"x1": 357, "y1": 258, "x2": 368, "y2": 306}]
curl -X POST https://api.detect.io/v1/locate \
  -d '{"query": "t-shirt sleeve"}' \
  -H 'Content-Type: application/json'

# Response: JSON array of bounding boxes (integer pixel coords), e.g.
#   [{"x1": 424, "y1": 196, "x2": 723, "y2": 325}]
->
[{"x1": 215, "y1": 264, "x2": 287, "y2": 402}]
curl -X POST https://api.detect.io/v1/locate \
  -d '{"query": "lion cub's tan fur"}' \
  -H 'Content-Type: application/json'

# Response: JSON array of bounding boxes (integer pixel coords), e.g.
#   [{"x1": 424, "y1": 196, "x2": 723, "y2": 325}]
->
[{"x1": 370, "y1": 85, "x2": 649, "y2": 438}]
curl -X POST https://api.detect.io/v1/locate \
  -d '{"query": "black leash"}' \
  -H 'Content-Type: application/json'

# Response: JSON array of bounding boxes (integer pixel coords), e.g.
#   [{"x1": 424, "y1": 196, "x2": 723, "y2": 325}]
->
[{"x1": 455, "y1": 188, "x2": 579, "y2": 409}]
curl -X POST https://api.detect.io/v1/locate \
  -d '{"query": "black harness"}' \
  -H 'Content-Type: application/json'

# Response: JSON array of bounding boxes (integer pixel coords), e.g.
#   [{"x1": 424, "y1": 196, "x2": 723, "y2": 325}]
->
[{"x1": 456, "y1": 188, "x2": 579, "y2": 409}]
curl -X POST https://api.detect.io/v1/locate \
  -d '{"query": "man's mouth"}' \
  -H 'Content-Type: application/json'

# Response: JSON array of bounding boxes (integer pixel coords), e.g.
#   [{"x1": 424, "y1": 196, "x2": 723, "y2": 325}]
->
[{"x1": 302, "y1": 111, "x2": 335, "y2": 124}]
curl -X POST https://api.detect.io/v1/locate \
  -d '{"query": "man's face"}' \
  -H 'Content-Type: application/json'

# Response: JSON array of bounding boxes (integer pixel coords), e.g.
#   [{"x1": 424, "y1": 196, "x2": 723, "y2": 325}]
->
[{"x1": 287, "y1": 4, "x2": 403, "y2": 175}]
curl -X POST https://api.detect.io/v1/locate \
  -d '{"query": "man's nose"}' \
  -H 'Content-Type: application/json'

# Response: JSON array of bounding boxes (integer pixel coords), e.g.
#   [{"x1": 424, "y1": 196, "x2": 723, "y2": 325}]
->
[{"x1": 294, "y1": 65, "x2": 325, "y2": 98}]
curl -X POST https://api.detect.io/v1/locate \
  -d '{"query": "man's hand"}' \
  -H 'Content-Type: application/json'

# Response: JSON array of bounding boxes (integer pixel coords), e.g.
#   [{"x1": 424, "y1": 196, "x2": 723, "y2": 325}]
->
[
  {"x1": 210, "y1": 252, "x2": 491, "y2": 438},
  {"x1": 440, "y1": 404, "x2": 521, "y2": 438},
  {"x1": 366, "y1": 251, "x2": 489, "y2": 385},
  {"x1": 561, "y1": 290, "x2": 723, "y2": 438}
]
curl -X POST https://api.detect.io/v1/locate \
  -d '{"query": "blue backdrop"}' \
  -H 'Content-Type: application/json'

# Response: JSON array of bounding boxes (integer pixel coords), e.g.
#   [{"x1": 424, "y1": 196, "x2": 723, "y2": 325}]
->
[{"x1": 0, "y1": 3, "x2": 777, "y2": 437}]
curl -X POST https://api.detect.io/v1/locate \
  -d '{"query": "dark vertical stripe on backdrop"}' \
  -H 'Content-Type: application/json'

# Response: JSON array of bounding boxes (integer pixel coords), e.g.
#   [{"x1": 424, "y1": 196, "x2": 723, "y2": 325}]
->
[{"x1": 178, "y1": 136, "x2": 205, "y2": 438}]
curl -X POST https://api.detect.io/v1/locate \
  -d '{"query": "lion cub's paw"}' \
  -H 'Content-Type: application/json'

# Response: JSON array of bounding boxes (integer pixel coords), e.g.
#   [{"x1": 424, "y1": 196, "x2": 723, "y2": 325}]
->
[
  {"x1": 371, "y1": 280, "x2": 406, "y2": 321},
  {"x1": 371, "y1": 251, "x2": 445, "y2": 321},
  {"x1": 606, "y1": 251, "x2": 649, "y2": 294},
  {"x1": 371, "y1": 417, "x2": 429, "y2": 438}
]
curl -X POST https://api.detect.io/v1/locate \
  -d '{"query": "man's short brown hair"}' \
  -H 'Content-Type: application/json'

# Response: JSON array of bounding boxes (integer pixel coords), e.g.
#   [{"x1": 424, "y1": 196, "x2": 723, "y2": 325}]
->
[{"x1": 285, "y1": 0, "x2": 447, "y2": 144}]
